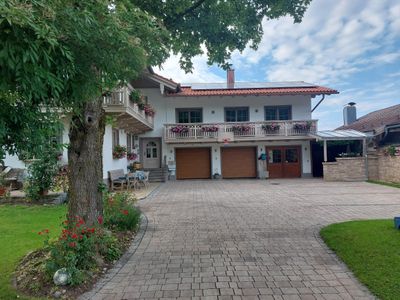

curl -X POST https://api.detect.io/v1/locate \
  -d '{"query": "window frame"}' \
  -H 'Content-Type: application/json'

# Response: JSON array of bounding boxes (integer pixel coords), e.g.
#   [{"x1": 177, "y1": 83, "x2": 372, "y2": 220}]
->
[
  {"x1": 224, "y1": 106, "x2": 250, "y2": 122},
  {"x1": 112, "y1": 128, "x2": 120, "y2": 149},
  {"x1": 175, "y1": 108, "x2": 203, "y2": 123},
  {"x1": 264, "y1": 105, "x2": 292, "y2": 121}
]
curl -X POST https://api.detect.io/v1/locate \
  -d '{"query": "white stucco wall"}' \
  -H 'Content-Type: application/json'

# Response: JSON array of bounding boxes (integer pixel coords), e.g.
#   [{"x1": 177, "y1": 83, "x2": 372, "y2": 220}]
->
[
  {"x1": 102, "y1": 125, "x2": 129, "y2": 178},
  {"x1": 139, "y1": 88, "x2": 312, "y2": 132}
]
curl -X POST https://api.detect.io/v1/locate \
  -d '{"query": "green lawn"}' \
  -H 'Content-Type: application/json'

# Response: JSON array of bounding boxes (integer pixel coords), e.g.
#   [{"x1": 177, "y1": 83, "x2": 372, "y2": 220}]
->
[
  {"x1": 321, "y1": 220, "x2": 400, "y2": 300},
  {"x1": 367, "y1": 180, "x2": 400, "y2": 189},
  {"x1": 0, "y1": 205, "x2": 66, "y2": 300}
]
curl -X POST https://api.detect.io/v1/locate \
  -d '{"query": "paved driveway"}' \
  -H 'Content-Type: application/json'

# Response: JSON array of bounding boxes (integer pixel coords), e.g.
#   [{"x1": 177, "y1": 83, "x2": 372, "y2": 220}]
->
[{"x1": 83, "y1": 179, "x2": 400, "y2": 300}]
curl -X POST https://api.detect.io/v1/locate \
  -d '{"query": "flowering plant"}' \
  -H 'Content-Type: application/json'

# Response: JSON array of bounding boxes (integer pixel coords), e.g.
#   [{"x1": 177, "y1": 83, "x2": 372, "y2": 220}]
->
[
  {"x1": 144, "y1": 104, "x2": 155, "y2": 117},
  {"x1": 262, "y1": 123, "x2": 280, "y2": 131},
  {"x1": 293, "y1": 121, "x2": 313, "y2": 131},
  {"x1": 112, "y1": 145, "x2": 127, "y2": 159},
  {"x1": 170, "y1": 125, "x2": 189, "y2": 134},
  {"x1": 127, "y1": 152, "x2": 137, "y2": 161},
  {"x1": 232, "y1": 124, "x2": 251, "y2": 132},
  {"x1": 201, "y1": 125, "x2": 219, "y2": 132},
  {"x1": 103, "y1": 192, "x2": 140, "y2": 231},
  {"x1": 43, "y1": 216, "x2": 103, "y2": 285}
]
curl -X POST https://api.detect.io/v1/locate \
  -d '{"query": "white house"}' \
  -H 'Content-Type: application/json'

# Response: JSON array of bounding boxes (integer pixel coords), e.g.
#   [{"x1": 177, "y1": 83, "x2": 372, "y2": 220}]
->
[{"x1": 4, "y1": 68, "x2": 338, "y2": 181}]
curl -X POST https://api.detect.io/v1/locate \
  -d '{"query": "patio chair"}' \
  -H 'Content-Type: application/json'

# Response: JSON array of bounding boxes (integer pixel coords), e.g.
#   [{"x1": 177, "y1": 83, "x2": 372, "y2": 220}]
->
[
  {"x1": 127, "y1": 172, "x2": 139, "y2": 190},
  {"x1": 137, "y1": 171, "x2": 150, "y2": 189},
  {"x1": 108, "y1": 169, "x2": 127, "y2": 191}
]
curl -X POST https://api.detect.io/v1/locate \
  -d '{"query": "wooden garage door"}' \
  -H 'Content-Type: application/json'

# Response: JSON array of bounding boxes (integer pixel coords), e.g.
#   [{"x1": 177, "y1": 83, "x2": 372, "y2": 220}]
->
[
  {"x1": 221, "y1": 147, "x2": 257, "y2": 178},
  {"x1": 176, "y1": 148, "x2": 211, "y2": 179}
]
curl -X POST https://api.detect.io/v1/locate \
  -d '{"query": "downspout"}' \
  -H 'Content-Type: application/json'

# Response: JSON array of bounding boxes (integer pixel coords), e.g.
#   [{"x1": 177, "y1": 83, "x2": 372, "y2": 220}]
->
[{"x1": 311, "y1": 95, "x2": 325, "y2": 112}]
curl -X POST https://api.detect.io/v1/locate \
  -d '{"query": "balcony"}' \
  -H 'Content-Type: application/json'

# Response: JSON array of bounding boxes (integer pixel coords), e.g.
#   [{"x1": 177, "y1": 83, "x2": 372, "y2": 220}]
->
[
  {"x1": 164, "y1": 120, "x2": 318, "y2": 143},
  {"x1": 103, "y1": 84, "x2": 153, "y2": 134}
]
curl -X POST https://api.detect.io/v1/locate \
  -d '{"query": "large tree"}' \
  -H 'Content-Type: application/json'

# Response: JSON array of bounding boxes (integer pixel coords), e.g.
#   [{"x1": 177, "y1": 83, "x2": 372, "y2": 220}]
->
[{"x1": 1, "y1": 0, "x2": 311, "y2": 225}]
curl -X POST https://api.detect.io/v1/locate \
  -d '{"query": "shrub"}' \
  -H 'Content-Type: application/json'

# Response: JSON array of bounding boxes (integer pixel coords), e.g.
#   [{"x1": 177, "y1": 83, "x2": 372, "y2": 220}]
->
[
  {"x1": 25, "y1": 147, "x2": 59, "y2": 200},
  {"x1": 103, "y1": 192, "x2": 140, "y2": 231},
  {"x1": 44, "y1": 217, "x2": 99, "y2": 285}
]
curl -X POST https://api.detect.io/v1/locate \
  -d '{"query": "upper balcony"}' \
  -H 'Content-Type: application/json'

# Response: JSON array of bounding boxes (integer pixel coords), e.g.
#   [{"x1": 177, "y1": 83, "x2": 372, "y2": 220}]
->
[
  {"x1": 102, "y1": 84, "x2": 154, "y2": 134},
  {"x1": 164, "y1": 120, "x2": 317, "y2": 143}
]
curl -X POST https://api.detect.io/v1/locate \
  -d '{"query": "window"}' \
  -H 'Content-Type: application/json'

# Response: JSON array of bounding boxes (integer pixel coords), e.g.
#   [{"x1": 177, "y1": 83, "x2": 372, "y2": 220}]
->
[
  {"x1": 145, "y1": 141, "x2": 158, "y2": 158},
  {"x1": 112, "y1": 129, "x2": 119, "y2": 149},
  {"x1": 265, "y1": 106, "x2": 292, "y2": 120},
  {"x1": 126, "y1": 133, "x2": 136, "y2": 153},
  {"x1": 225, "y1": 107, "x2": 249, "y2": 122},
  {"x1": 176, "y1": 108, "x2": 202, "y2": 123}
]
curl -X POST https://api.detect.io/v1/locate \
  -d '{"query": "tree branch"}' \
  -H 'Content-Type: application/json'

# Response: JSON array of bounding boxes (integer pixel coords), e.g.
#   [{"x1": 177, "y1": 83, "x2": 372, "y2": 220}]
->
[{"x1": 171, "y1": 0, "x2": 207, "y2": 21}]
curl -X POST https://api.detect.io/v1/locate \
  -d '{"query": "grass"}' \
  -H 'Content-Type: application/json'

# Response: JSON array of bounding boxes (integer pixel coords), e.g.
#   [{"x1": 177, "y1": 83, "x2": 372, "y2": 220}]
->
[
  {"x1": 0, "y1": 204, "x2": 66, "y2": 300},
  {"x1": 367, "y1": 180, "x2": 400, "y2": 189},
  {"x1": 321, "y1": 219, "x2": 400, "y2": 300}
]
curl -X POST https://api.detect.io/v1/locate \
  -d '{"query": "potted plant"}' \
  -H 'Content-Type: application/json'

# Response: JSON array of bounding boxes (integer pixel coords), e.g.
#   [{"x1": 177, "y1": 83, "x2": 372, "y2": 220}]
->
[
  {"x1": 129, "y1": 90, "x2": 142, "y2": 103},
  {"x1": 262, "y1": 123, "x2": 280, "y2": 132},
  {"x1": 293, "y1": 121, "x2": 313, "y2": 131},
  {"x1": 213, "y1": 173, "x2": 222, "y2": 179},
  {"x1": 201, "y1": 125, "x2": 219, "y2": 132},
  {"x1": 170, "y1": 125, "x2": 189, "y2": 135},
  {"x1": 133, "y1": 161, "x2": 142, "y2": 170},
  {"x1": 127, "y1": 152, "x2": 138, "y2": 161},
  {"x1": 112, "y1": 145, "x2": 127, "y2": 159},
  {"x1": 232, "y1": 124, "x2": 251, "y2": 133},
  {"x1": 144, "y1": 104, "x2": 155, "y2": 117}
]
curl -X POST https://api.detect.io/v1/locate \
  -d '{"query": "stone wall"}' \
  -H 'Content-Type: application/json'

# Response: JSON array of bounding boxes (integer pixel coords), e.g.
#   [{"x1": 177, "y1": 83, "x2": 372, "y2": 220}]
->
[
  {"x1": 323, "y1": 157, "x2": 367, "y2": 182},
  {"x1": 323, "y1": 153, "x2": 400, "y2": 183},
  {"x1": 376, "y1": 153, "x2": 400, "y2": 183}
]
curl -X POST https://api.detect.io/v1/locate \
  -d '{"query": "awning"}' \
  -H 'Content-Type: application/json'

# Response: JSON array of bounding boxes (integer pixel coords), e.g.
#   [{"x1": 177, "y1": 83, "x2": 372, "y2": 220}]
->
[
  {"x1": 309, "y1": 129, "x2": 373, "y2": 162},
  {"x1": 309, "y1": 129, "x2": 373, "y2": 141}
]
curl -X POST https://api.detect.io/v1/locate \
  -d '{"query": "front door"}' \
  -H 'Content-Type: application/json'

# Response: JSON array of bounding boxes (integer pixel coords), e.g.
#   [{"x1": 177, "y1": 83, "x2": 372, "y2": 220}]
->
[
  {"x1": 266, "y1": 146, "x2": 301, "y2": 178},
  {"x1": 142, "y1": 138, "x2": 161, "y2": 169}
]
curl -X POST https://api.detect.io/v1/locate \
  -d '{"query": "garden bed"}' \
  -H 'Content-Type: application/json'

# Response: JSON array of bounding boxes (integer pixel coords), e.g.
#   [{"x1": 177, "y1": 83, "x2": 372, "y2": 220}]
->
[{"x1": 14, "y1": 229, "x2": 136, "y2": 299}]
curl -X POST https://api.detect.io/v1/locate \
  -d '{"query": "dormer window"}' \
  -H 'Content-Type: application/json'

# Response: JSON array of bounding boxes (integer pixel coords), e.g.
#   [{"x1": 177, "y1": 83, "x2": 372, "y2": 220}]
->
[
  {"x1": 176, "y1": 108, "x2": 203, "y2": 123},
  {"x1": 265, "y1": 106, "x2": 292, "y2": 120}
]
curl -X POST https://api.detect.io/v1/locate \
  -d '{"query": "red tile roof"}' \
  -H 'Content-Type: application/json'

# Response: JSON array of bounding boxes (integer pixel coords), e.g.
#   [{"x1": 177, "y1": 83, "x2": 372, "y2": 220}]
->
[
  {"x1": 166, "y1": 85, "x2": 338, "y2": 97},
  {"x1": 337, "y1": 104, "x2": 400, "y2": 133}
]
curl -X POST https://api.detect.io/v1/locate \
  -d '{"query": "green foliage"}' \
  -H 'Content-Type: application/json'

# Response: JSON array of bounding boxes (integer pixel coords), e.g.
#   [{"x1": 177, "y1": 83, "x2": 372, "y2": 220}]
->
[
  {"x1": 387, "y1": 145, "x2": 397, "y2": 156},
  {"x1": 25, "y1": 146, "x2": 60, "y2": 200},
  {"x1": 0, "y1": 204, "x2": 66, "y2": 299},
  {"x1": 103, "y1": 192, "x2": 140, "y2": 231},
  {"x1": 321, "y1": 220, "x2": 400, "y2": 300},
  {"x1": 44, "y1": 217, "x2": 97, "y2": 285},
  {"x1": 368, "y1": 180, "x2": 400, "y2": 189}
]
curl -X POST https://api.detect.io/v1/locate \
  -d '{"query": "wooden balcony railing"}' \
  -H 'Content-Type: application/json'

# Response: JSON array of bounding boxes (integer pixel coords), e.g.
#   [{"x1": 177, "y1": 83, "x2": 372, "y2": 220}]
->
[
  {"x1": 164, "y1": 120, "x2": 317, "y2": 143},
  {"x1": 102, "y1": 84, "x2": 153, "y2": 129}
]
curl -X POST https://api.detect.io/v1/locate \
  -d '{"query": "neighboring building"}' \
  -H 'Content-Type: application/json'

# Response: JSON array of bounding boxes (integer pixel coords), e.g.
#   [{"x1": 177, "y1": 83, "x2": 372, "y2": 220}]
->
[
  {"x1": 338, "y1": 103, "x2": 400, "y2": 147},
  {"x1": 4, "y1": 68, "x2": 338, "y2": 181}
]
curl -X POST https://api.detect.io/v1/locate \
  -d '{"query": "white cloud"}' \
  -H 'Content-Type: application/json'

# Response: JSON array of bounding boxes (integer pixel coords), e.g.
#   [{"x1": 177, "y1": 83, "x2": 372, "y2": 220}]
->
[
  {"x1": 233, "y1": 0, "x2": 399, "y2": 84},
  {"x1": 155, "y1": 54, "x2": 224, "y2": 84}
]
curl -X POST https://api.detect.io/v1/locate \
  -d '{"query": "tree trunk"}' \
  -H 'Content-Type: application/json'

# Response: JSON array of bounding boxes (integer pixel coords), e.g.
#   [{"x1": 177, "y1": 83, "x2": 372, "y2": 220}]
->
[{"x1": 67, "y1": 98, "x2": 105, "y2": 226}]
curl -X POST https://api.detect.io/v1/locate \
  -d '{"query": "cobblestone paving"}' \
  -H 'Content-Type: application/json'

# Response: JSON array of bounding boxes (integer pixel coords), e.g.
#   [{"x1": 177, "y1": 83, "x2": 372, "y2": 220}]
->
[{"x1": 82, "y1": 179, "x2": 400, "y2": 300}]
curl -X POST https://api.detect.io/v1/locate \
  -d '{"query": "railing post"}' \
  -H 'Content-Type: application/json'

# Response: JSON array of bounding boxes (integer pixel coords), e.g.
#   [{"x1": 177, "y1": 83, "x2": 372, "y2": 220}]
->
[
  {"x1": 285, "y1": 122, "x2": 288, "y2": 136},
  {"x1": 194, "y1": 125, "x2": 197, "y2": 140}
]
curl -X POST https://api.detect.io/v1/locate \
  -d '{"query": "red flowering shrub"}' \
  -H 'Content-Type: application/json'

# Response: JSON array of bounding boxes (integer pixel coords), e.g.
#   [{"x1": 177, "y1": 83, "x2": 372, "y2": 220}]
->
[
  {"x1": 103, "y1": 192, "x2": 140, "y2": 231},
  {"x1": 43, "y1": 216, "x2": 117, "y2": 285}
]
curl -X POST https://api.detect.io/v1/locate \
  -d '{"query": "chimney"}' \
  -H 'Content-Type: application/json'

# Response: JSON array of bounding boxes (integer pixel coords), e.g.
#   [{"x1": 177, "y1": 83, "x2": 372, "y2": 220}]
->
[
  {"x1": 227, "y1": 69, "x2": 235, "y2": 89},
  {"x1": 343, "y1": 102, "x2": 357, "y2": 125}
]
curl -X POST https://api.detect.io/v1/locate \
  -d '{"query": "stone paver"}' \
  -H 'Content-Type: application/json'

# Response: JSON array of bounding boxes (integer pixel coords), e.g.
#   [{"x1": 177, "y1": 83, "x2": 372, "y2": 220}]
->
[{"x1": 81, "y1": 179, "x2": 400, "y2": 299}]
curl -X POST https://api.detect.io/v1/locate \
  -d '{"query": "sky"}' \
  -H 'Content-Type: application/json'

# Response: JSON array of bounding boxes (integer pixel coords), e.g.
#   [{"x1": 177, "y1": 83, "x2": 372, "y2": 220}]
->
[{"x1": 156, "y1": 0, "x2": 400, "y2": 130}]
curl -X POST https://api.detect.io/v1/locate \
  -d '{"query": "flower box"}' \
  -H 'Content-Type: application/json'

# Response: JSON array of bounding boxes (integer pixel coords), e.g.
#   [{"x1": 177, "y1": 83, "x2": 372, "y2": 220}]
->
[
  {"x1": 201, "y1": 125, "x2": 219, "y2": 132},
  {"x1": 170, "y1": 125, "x2": 189, "y2": 134}
]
